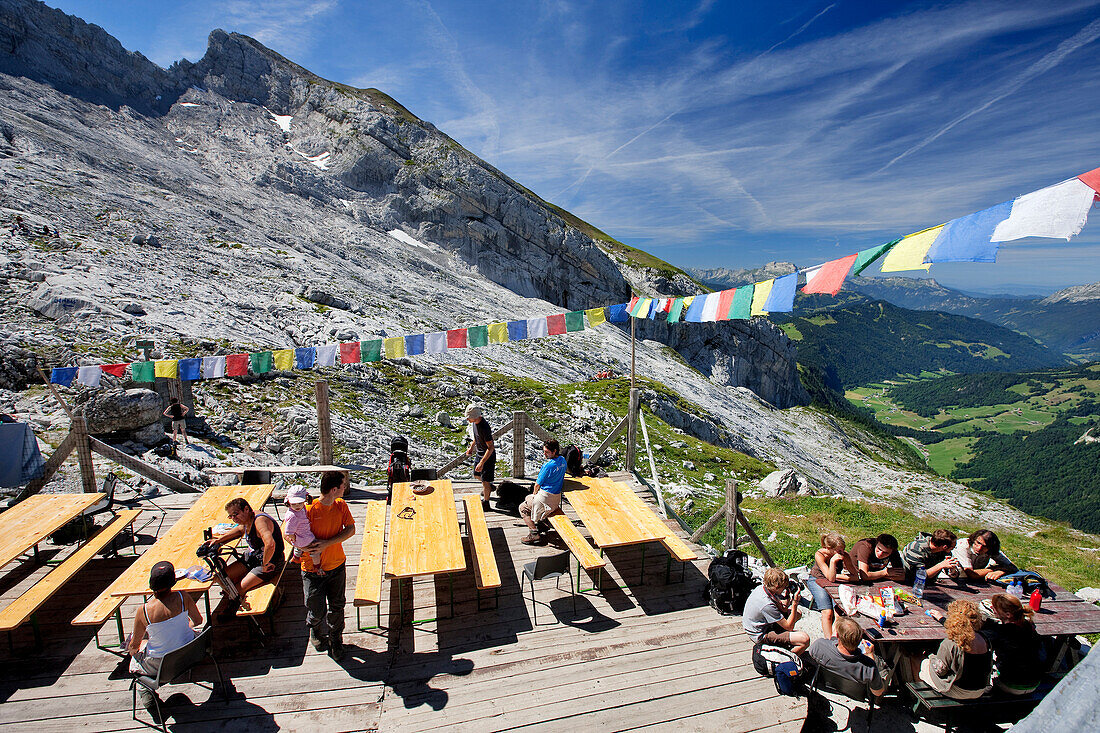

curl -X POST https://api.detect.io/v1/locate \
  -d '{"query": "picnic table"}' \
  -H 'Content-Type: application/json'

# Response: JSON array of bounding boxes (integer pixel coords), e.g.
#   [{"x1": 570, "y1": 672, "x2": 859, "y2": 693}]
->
[
  {"x1": 385, "y1": 479, "x2": 466, "y2": 620},
  {"x1": 204, "y1": 465, "x2": 352, "y2": 475},
  {"x1": 0, "y1": 493, "x2": 105, "y2": 570},
  {"x1": 105, "y1": 485, "x2": 274, "y2": 598}
]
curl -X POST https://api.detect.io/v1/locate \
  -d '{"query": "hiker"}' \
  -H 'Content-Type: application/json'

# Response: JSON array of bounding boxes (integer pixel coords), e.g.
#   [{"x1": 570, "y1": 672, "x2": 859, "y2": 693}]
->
[
  {"x1": 900, "y1": 529, "x2": 959, "y2": 582},
  {"x1": 163, "y1": 397, "x2": 189, "y2": 444},
  {"x1": 983, "y1": 593, "x2": 1043, "y2": 695},
  {"x1": 301, "y1": 470, "x2": 355, "y2": 661},
  {"x1": 742, "y1": 567, "x2": 809, "y2": 655},
  {"x1": 464, "y1": 404, "x2": 495, "y2": 511},
  {"x1": 917, "y1": 600, "x2": 993, "y2": 699},
  {"x1": 805, "y1": 532, "x2": 858, "y2": 638},
  {"x1": 127, "y1": 561, "x2": 202, "y2": 720},
  {"x1": 807, "y1": 616, "x2": 886, "y2": 696},
  {"x1": 198, "y1": 498, "x2": 284, "y2": 622},
  {"x1": 851, "y1": 533, "x2": 904, "y2": 582},
  {"x1": 519, "y1": 439, "x2": 568, "y2": 546},
  {"x1": 953, "y1": 529, "x2": 1016, "y2": 581}
]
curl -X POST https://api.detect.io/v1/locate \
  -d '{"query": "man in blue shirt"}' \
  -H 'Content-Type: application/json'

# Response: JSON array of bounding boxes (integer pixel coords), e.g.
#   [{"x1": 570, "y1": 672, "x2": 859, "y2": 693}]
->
[{"x1": 520, "y1": 439, "x2": 567, "y2": 546}]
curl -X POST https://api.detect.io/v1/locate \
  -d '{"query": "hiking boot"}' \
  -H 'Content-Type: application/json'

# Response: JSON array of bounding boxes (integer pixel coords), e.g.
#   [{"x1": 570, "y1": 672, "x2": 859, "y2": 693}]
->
[
  {"x1": 482, "y1": 499, "x2": 491, "y2": 512},
  {"x1": 310, "y1": 627, "x2": 328, "y2": 652},
  {"x1": 328, "y1": 632, "x2": 345, "y2": 661},
  {"x1": 521, "y1": 532, "x2": 545, "y2": 546},
  {"x1": 137, "y1": 687, "x2": 163, "y2": 724}
]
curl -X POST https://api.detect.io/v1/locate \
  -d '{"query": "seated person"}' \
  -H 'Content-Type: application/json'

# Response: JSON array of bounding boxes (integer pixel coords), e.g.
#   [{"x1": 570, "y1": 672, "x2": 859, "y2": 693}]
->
[
  {"x1": 983, "y1": 594, "x2": 1043, "y2": 695},
  {"x1": 127, "y1": 561, "x2": 203, "y2": 719},
  {"x1": 520, "y1": 439, "x2": 567, "y2": 546},
  {"x1": 919, "y1": 600, "x2": 993, "y2": 700},
  {"x1": 805, "y1": 532, "x2": 858, "y2": 638},
  {"x1": 742, "y1": 567, "x2": 809, "y2": 655},
  {"x1": 199, "y1": 497, "x2": 285, "y2": 621},
  {"x1": 953, "y1": 529, "x2": 1017, "y2": 581},
  {"x1": 901, "y1": 529, "x2": 959, "y2": 582},
  {"x1": 851, "y1": 533, "x2": 904, "y2": 583},
  {"x1": 807, "y1": 616, "x2": 886, "y2": 696}
]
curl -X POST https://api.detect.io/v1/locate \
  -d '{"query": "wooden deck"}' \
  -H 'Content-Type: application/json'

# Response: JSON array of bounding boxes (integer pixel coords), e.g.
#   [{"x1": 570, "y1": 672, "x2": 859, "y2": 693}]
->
[{"x1": 0, "y1": 473, "x2": 804, "y2": 732}]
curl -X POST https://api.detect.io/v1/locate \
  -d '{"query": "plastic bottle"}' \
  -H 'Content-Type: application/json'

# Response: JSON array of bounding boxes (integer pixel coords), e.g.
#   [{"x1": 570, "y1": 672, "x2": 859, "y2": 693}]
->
[
  {"x1": 913, "y1": 566, "x2": 927, "y2": 599},
  {"x1": 877, "y1": 608, "x2": 887, "y2": 628},
  {"x1": 1009, "y1": 580, "x2": 1023, "y2": 601},
  {"x1": 1029, "y1": 589, "x2": 1042, "y2": 612}
]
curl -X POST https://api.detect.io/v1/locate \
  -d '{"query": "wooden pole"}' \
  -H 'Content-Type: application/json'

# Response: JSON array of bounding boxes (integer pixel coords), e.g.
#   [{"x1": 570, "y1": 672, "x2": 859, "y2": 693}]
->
[
  {"x1": 626, "y1": 388, "x2": 639, "y2": 473},
  {"x1": 18, "y1": 428, "x2": 78, "y2": 499},
  {"x1": 72, "y1": 416, "x2": 97, "y2": 493},
  {"x1": 736, "y1": 509, "x2": 776, "y2": 567},
  {"x1": 315, "y1": 381, "x2": 333, "y2": 466},
  {"x1": 589, "y1": 414, "x2": 628, "y2": 466},
  {"x1": 630, "y1": 316, "x2": 636, "y2": 389},
  {"x1": 726, "y1": 479, "x2": 738, "y2": 551},
  {"x1": 637, "y1": 411, "x2": 666, "y2": 518},
  {"x1": 689, "y1": 501, "x2": 727, "y2": 544},
  {"x1": 512, "y1": 410, "x2": 525, "y2": 479},
  {"x1": 89, "y1": 438, "x2": 199, "y2": 493}
]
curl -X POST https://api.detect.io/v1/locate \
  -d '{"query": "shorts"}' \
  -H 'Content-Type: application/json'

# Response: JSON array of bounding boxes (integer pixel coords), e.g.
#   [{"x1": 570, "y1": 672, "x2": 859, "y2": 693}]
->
[
  {"x1": 473, "y1": 453, "x2": 496, "y2": 484},
  {"x1": 762, "y1": 624, "x2": 794, "y2": 648},
  {"x1": 520, "y1": 491, "x2": 563, "y2": 523},
  {"x1": 804, "y1": 576, "x2": 834, "y2": 611},
  {"x1": 244, "y1": 552, "x2": 285, "y2": 583},
  {"x1": 171, "y1": 419, "x2": 186, "y2": 430}
]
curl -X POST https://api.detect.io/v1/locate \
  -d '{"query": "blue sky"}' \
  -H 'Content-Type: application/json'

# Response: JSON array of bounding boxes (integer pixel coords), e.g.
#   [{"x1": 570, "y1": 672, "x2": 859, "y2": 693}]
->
[{"x1": 48, "y1": 0, "x2": 1100, "y2": 294}]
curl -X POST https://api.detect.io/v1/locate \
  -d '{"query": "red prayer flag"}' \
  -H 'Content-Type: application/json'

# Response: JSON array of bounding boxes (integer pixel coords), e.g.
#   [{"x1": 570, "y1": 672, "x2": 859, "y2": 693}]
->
[
  {"x1": 226, "y1": 353, "x2": 249, "y2": 376},
  {"x1": 546, "y1": 314, "x2": 567, "y2": 335},
  {"x1": 716, "y1": 289, "x2": 736, "y2": 321},
  {"x1": 1079, "y1": 166, "x2": 1100, "y2": 195},
  {"x1": 446, "y1": 328, "x2": 468, "y2": 348},
  {"x1": 101, "y1": 363, "x2": 127, "y2": 377},
  {"x1": 802, "y1": 254, "x2": 858, "y2": 296},
  {"x1": 339, "y1": 341, "x2": 361, "y2": 364}
]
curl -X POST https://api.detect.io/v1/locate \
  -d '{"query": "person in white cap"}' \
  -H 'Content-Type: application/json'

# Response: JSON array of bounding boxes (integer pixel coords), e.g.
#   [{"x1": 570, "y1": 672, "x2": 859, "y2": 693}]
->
[
  {"x1": 464, "y1": 404, "x2": 495, "y2": 510},
  {"x1": 283, "y1": 485, "x2": 323, "y2": 574}
]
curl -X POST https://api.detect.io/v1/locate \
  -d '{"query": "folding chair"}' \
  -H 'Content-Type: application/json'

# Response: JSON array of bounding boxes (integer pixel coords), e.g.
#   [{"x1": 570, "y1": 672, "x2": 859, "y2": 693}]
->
[
  {"x1": 131, "y1": 626, "x2": 226, "y2": 731},
  {"x1": 521, "y1": 551, "x2": 576, "y2": 624}
]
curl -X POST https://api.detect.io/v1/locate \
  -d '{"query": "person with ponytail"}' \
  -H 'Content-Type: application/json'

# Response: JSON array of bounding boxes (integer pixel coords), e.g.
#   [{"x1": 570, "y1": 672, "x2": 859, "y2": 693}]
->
[
  {"x1": 983, "y1": 593, "x2": 1043, "y2": 694},
  {"x1": 919, "y1": 600, "x2": 993, "y2": 699}
]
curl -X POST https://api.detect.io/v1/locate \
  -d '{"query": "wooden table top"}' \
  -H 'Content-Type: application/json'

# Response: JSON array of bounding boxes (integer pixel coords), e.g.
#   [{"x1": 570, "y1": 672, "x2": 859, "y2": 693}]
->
[
  {"x1": 108, "y1": 485, "x2": 274, "y2": 597},
  {"x1": 822, "y1": 577, "x2": 1100, "y2": 642},
  {"x1": 0, "y1": 493, "x2": 105, "y2": 570},
  {"x1": 385, "y1": 479, "x2": 465, "y2": 579},
  {"x1": 562, "y1": 476, "x2": 667, "y2": 549},
  {"x1": 205, "y1": 465, "x2": 351, "y2": 475}
]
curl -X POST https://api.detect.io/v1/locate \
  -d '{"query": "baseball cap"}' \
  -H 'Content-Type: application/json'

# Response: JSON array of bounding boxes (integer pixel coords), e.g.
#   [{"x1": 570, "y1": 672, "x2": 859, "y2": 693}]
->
[{"x1": 149, "y1": 560, "x2": 176, "y2": 592}]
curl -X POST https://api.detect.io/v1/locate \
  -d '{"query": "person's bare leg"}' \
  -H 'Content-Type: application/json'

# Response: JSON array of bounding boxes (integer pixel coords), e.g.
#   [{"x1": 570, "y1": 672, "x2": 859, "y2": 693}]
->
[
  {"x1": 239, "y1": 572, "x2": 271, "y2": 611},
  {"x1": 821, "y1": 608, "x2": 835, "y2": 638},
  {"x1": 790, "y1": 631, "x2": 810, "y2": 656},
  {"x1": 481, "y1": 480, "x2": 492, "y2": 501}
]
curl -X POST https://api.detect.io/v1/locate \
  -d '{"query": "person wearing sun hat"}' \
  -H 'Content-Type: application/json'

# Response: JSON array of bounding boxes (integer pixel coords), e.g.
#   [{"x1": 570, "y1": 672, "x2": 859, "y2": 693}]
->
[
  {"x1": 464, "y1": 403, "x2": 496, "y2": 510},
  {"x1": 127, "y1": 560, "x2": 203, "y2": 719}
]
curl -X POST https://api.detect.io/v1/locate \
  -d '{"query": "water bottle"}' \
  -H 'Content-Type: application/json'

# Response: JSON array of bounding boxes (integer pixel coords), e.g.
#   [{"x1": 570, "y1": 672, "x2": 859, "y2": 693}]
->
[
  {"x1": 1029, "y1": 589, "x2": 1042, "y2": 612},
  {"x1": 913, "y1": 566, "x2": 927, "y2": 599},
  {"x1": 1009, "y1": 580, "x2": 1023, "y2": 601}
]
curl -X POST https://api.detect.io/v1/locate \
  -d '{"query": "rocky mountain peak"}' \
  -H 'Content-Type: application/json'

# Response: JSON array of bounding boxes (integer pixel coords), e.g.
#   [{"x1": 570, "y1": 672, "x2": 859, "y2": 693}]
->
[{"x1": 1042, "y1": 280, "x2": 1100, "y2": 304}]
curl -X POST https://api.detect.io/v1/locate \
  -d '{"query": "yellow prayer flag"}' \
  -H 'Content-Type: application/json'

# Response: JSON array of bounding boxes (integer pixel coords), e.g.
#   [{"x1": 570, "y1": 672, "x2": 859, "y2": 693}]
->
[
  {"x1": 750, "y1": 279, "x2": 774, "y2": 316},
  {"x1": 880, "y1": 225, "x2": 941, "y2": 272},
  {"x1": 586, "y1": 307, "x2": 607, "y2": 327},
  {"x1": 154, "y1": 360, "x2": 178, "y2": 379},
  {"x1": 272, "y1": 349, "x2": 294, "y2": 371},
  {"x1": 384, "y1": 336, "x2": 406, "y2": 359},
  {"x1": 487, "y1": 322, "x2": 509, "y2": 344}
]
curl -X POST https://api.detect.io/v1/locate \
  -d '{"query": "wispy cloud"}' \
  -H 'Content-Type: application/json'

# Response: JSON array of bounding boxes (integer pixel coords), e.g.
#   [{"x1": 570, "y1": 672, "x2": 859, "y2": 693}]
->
[{"x1": 221, "y1": 0, "x2": 338, "y2": 57}]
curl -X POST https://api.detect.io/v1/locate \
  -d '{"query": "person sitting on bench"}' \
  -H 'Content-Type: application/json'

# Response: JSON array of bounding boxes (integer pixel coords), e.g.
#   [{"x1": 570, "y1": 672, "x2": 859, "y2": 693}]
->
[
  {"x1": 953, "y1": 529, "x2": 1017, "y2": 582},
  {"x1": 742, "y1": 567, "x2": 809, "y2": 655},
  {"x1": 851, "y1": 533, "x2": 905, "y2": 583},
  {"x1": 519, "y1": 439, "x2": 567, "y2": 546},
  {"x1": 918, "y1": 600, "x2": 993, "y2": 700},
  {"x1": 199, "y1": 497, "x2": 285, "y2": 622},
  {"x1": 983, "y1": 594, "x2": 1042, "y2": 695},
  {"x1": 807, "y1": 616, "x2": 887, "y2": 696},
  {"x1": 127, "y1": 561, "x2": 203, "y2": 718}
]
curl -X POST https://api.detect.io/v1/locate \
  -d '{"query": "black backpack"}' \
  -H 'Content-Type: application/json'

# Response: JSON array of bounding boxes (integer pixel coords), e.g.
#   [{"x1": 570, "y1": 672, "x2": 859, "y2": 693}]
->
[
  {"x1": 496, "y1": 480, "x2": 529, "y2": 507},
  {"x1": 705, "y1": 550, "x2": 758, "y2": 615},
  {"x1": 387, "y1": 435, "x2": 411, "y2": 489},
  {"x1": 563, "y1": 444, "x2": 584, "y2": 477}
]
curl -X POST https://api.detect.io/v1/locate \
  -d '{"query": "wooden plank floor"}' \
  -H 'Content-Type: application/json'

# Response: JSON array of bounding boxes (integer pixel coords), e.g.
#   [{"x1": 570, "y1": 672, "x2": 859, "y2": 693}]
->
[{"x1": 0, "y1": 473, "x2": 804, "y2": 732}]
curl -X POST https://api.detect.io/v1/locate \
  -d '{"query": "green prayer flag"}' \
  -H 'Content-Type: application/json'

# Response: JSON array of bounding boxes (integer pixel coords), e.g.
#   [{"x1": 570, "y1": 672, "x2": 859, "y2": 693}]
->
[
  {"x1": 361, "y1": 339, "x2": 382, "y2": 362},
  {"x1": 668, "y1": 298, "x2": 685, "y2": 323},
  {"x1": 852, "y1": 240, "x2": 899, "y2": 276},
  {"x1": 131, "y1": 360, "x2": 154, "y2": 382},
  {"x1": 565, "y1": 310, "x2": 585, "y2": 332},
  {"x1": 250, "y1": 351, "x2": 272, "y2": 374},
  {"x1": 468, "y1": 325, "x2": 489, "y2": 347},
  {"x1": 729, "y1": 285, "x2": 754, "y2": 319}
]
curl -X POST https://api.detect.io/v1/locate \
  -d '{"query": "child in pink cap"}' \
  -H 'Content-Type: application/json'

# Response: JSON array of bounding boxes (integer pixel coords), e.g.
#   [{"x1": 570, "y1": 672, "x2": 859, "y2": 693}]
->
[{"x1": 283, "y1": 485, "x2": 323, "y2": 575}]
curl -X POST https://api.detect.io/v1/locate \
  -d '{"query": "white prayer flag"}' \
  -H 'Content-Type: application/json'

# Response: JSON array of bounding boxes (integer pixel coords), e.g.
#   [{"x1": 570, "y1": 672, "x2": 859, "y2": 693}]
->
[
  {"x1": 992, "y1": 178, "x2": 1096, "y2": 242},
  {"x1": 76, "y1": 366, "x2": 102, "y2": 387},
  {"x1": 315, "y1": 344, "x2": 339, "y2": 367},
  {"x1": 201, "y1": 356, "x2": 225, "y2": 379},
  {"x1": 527, "y1": 317, "x2": 548, "y2": 339},
  {"x1": 701, "y1": 292, "x2": 721, "y2": 322},
  {"x1": 424, "y1": 332, "x2": 448, "y2": 354}
]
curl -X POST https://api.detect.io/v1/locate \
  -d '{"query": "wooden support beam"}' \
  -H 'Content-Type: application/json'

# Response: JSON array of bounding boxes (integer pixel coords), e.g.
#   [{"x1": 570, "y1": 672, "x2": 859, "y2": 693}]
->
[
  {"x1": 72, "y1": 417, "x2": 97, "y2": 493},
  {"x1": 36, "y1": 366, "x2": 73, "y2": 419},
  {"x1": 89, "y1": 438, "x2": 198, "y2": 493},
  {"x1": 589, "y1": 414, "x2": 628, "y2": 466},
  {"x1": 523, "y1": 416, "x2": 553, "y2": 442},
  {"x1": 437, "y1": 419, "x2": 514, "y2": 478},
  {"x1": 688, "y1": 500, "x2": 727, "y2": 544},
  {"x1": 512, "y1": 411, "x2": 525, "y2": 479},
  {"x1": 625, "y1": 388, "x2": 639, "y2": 473},
  {"x1": 726, "y1": 479, "x2": 738, "y2": 551},
  {"x1": 315, "y1": 381, "x2": 333, "y2": 465},
  {"x1": 18, "y1": 428, "x2": 78, "y2": 499},
  {"x1": 637, "y1": 410, "x2": 666, "y2": 518},
  {"x1": 736, "y1": 508, "x2": 775, "y2": 567}
]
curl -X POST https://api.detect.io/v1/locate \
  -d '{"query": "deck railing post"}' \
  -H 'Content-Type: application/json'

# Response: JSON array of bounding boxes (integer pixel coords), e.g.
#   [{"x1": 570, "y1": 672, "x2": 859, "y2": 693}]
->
[
  {"x1": 315, "y1": 381, "x2": 333, "y2": 465},
  {"x1": 626, "y1": 388, "x2": 639, "y2": 473},
  {"x1": 725, "y1": 479, "x2": 738, "y2": 551},
  {"x1": 512, "y1": 411, "x2": 525, "y2": 479},
  {"x1": 72, "y1": 416, "x2": 97, "y2": 493}
]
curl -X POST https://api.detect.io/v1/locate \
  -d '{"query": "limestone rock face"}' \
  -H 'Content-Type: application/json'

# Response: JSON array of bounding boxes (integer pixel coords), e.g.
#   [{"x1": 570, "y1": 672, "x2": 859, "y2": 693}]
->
[
  {"x1": 759, "y1": 468, "x2": 815, "y2": 497},
  {"x1": 81, "y1": 388, "x2": 163, "y2": 435},
  {"x1": 0, "y1": 342, "x2": 37, "y2": 390}
]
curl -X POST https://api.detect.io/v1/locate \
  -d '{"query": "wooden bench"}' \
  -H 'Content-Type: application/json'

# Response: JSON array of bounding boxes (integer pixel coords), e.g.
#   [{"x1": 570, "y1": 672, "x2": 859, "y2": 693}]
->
[
  {"x1": 658, "y1": 531, "x2": 698, "y2": 583},
  {"x1": 236, "y1": 542, "x2": 296, "y2": 640},
  {"x1": 905, "y1": 680, "x2": 1050, "y2": 731},
  {"x1": 1, "y1": 509, "x2": 142, "y2": 649},
  {"x1": 547, "y1": 514, "x2": 606, "y2": 593},
  {"x1": 354, "y1": 500, "x2": 387, "y2": 631},
  {"x1": 461, "y1": 494, "x2": 501, "y2": 609}
]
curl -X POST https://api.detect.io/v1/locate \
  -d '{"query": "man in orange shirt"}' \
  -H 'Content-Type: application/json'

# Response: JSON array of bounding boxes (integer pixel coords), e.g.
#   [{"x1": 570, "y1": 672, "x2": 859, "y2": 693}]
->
[{"x1": 301, "y1": 470, "x2": 356, "y2": 660}]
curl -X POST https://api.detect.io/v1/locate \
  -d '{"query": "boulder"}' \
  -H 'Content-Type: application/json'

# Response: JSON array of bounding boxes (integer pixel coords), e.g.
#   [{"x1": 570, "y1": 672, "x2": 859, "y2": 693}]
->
[
  {"x1": 1076, "y1": 587, "x2": 1100, "y2": 605},
  {"x1": 0, "y1": 343, "x2": 38, "y2": 390},
  {"x1": 131, "y1": 422, "x2": 165, "y2": 446},
  {"x1": 301, "y1": 284, "x2": 351, "y2": 311},
  {"x1": 82, "y1": 388, "x2": 163, "y2": 434},
  {"x1": 435, "y1": 410, "x2": 451, "y2": 428},
  {"x1": 759, "y1": 468, "x2": 814, "y2": 497}
]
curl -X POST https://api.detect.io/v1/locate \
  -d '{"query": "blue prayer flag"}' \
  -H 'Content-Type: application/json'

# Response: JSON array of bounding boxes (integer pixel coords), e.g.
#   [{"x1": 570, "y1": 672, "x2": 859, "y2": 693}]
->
[
  {"x1": 507, "y1": 320, "x2": 528, "y2": 340},
  {"x1": 295, "y1": 347, "x2": 316, "y2": 369},
  {"x1": 178, "y1": 358, "x2": 201, "y2": 381},
  {"x1": 608, "y1": 303, "x2": 630, "y2": 323},
  {"x1": 762, "y1": 273, "x2": 798, "y2": 312},
  {"x1": 926, "y1": 200, "x2": 1013, "y2": 263},
  {"x1": 50, "y1": 367, "x2": 77, "y2": 387},
  {"x1": 683, "y1": 296, "x2": 707, "y2": 322},
  {"x1": 405, "y1": 334, "x2": 425, "y2": 356}
]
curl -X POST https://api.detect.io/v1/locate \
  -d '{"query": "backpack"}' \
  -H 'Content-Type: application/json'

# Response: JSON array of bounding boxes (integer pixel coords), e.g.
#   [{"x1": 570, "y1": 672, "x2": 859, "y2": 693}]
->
[
  {"x1": 704, "y1": 550, "x2": 759, "y2": 615},
  {"x1": 752, "y1": 643, "x2": 805, "y2": 690},
  {"x1": 563, "y1": 445, "x2": 584, "y2": 477},
  {"x1": 993, "y1": 570, "x2": 1056, "y2": 600},
  {"x1": 387, "y1": 435, "x2": 411, "y2": 488},
  {"x1": 496, "y1": 480, "x2": 529, "y2": 507}
]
